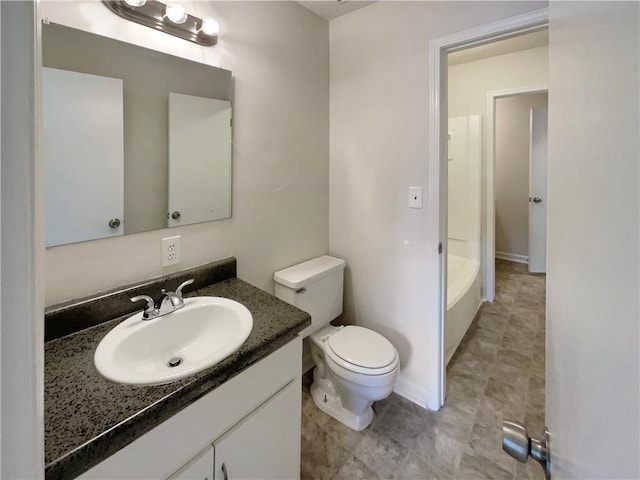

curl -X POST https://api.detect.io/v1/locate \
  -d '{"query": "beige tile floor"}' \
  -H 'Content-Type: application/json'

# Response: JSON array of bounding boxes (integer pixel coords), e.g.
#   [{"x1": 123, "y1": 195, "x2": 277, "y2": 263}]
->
[{"x1": 300, "y1": 259, "x2": 546, "y2": 479}]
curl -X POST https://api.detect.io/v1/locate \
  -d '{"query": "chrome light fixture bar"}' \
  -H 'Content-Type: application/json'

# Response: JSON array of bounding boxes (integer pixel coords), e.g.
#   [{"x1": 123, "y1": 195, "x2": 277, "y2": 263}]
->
[{"x1": 102, "y1": 0, "x2": 218, "y2": 46}]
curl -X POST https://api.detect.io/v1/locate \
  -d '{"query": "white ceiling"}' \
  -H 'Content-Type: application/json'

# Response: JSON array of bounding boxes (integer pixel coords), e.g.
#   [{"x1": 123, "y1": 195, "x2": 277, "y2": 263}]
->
[
  {"x1": 297, "y1": 1, "x2": 376, "y2": 20},
  {"x1": 448, "y1": 29, "x2": 549, "y2": 66}
]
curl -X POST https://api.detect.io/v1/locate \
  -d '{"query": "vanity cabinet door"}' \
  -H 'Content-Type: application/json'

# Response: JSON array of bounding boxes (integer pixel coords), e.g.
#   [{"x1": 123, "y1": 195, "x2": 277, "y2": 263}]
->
[
  {"x1": 168, "y1": 445, "x2": 214, "y2": 480},
  {"x1": 213, "y1": 380, "x2": 301, "y2": 480}
]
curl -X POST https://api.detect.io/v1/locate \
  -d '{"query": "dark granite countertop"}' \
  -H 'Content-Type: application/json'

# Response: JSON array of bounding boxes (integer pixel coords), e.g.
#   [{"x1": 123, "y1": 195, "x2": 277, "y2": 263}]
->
[{"x1": 45, "y1": 275, "x2": 310, "y2": 480}]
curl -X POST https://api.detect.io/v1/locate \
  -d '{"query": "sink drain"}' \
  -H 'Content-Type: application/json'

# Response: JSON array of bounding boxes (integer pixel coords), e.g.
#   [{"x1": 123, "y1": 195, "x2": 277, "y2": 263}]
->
[{"x1": 167, "y1": 357, "x2": 183, "y2": 368}]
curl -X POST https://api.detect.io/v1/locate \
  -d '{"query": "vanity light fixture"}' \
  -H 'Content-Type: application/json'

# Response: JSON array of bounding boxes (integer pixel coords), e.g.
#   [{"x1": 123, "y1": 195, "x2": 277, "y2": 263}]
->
[
  {"x1": 102, "y1": 0, "x2": 218, "y2": 46},
  {"x1": 124, "y1": 0, "x2": 146, "y2": 7},
  {"x1": 164, "y1": 3, "x2": 187, "y2": 25},
  {"x1": 199, "y1": 18, "x2": 220, "y2": 37}
]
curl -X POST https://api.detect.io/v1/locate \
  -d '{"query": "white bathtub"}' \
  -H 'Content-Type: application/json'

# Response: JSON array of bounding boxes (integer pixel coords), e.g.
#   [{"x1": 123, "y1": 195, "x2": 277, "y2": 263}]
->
[{"x1": 445, "y1": 254, "x2": 482, "y2": 365}]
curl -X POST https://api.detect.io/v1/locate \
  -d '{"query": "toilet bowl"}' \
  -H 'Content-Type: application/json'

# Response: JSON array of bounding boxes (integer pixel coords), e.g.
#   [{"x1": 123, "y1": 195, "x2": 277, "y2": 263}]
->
[
  {"x1": 309, "y1": 325, "x2": 399, "y2": 431},
  {"x1": 274, "y1": 255, "x2": 400, "y2": 431}
]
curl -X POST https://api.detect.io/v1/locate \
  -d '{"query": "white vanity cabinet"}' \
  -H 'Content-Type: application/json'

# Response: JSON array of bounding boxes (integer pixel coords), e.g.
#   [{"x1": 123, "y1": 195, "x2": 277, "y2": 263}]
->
[
  {"x1": 169, "y1": 446, "x2": 214, "y2": 480},
  {"x1": 79, "y1": 338, "x2": 302, "y2": 480},
  {"x1": 213, "y1": 380, "x2": 300, "y2": 480},
  {"x1": 169, "y1": 379, "x2": 300, "y2": 480}
]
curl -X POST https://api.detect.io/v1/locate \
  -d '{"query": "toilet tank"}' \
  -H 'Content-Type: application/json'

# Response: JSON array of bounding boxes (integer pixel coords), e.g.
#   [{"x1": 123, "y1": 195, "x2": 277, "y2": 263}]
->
[{"x1": 274, "y1": 255, "x2": 346, "y2": 338}]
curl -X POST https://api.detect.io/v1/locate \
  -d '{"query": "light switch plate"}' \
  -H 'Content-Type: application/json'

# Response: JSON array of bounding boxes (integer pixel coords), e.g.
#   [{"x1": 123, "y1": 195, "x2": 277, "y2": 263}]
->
[{"x1": 409, "y1": 187, "x2": 423, "y2": 209}]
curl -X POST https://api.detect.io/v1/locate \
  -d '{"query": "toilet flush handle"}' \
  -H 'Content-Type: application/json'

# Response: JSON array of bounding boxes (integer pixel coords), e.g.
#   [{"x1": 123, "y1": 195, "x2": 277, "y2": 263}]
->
[{"x1": 295, "y1": 287, "x2": 307, "y2": 294}]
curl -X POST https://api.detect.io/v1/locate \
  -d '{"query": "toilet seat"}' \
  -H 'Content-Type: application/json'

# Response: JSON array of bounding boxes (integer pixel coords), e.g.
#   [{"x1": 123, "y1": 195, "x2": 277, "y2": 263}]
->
[{"x1": 325, "y1": 326, "x2": 398, "y2": 376}]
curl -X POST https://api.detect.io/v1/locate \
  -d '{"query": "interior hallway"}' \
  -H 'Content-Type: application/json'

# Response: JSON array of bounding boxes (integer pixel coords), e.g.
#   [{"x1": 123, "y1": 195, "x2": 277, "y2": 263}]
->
[{"x1": 300, "y1": 259, "x2": 546, "y2": 479}]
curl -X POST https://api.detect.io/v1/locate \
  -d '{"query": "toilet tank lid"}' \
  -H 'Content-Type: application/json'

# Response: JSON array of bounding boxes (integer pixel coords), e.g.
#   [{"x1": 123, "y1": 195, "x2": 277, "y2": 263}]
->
[{"x1": 274, "y1": 255, "x2": 346, "y2": 289}]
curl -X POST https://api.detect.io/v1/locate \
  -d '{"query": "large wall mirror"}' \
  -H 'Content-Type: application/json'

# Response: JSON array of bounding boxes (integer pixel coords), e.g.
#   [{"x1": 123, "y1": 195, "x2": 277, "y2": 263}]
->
[{"x1": 42, "y1": 22, "x2": 233, "y2": 247}]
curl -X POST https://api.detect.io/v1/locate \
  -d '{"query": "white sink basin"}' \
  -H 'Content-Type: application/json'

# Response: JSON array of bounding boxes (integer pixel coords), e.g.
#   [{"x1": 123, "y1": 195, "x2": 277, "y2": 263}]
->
[{"x1": 94, "y1": 297, "x2": 253, "y2": 385}]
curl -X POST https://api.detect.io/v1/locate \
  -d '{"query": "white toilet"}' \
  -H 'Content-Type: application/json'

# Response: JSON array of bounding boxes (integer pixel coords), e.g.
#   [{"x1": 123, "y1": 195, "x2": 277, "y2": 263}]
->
[{"x1": 274, "y1": 255, "x2": 399, "y2": 431}]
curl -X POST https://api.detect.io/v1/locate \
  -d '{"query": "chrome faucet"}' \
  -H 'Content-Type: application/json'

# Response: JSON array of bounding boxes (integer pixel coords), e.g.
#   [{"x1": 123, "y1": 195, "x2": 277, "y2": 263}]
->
[{"x1": 130, "y1": 279, "x2": 195, "y2": 320}]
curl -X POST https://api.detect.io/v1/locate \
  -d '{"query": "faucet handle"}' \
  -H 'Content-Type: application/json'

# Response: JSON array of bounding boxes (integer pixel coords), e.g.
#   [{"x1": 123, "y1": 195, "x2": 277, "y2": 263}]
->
[
  {"x1": 130, "y1": 295, "x2": 157, "y2": 319},
  {"x1": 175, "y1": 278, "x2": 195, "y2": 299}
]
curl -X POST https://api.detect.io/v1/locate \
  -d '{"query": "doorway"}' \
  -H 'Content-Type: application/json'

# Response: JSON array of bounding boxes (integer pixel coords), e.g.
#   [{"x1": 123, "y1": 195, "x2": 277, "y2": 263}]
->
[
  {"x1": 486, "y1": 87, "x2": 548, "y2": 299},
  {"x1": 426, "y1": 6, "x2": 549, "y2": 411},
  {"x1": 435, "y1": 23, "x2": 550, "y2": 478}
]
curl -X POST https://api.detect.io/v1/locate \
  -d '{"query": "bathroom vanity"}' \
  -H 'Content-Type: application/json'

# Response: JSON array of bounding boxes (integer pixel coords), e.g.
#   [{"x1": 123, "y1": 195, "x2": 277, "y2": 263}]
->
[
  {"x1": 44, "y1": 258, "x2": 310, "y2": 480},
  {"x1": 82, "y1": 339, "x2": 301, "y2": 480}
]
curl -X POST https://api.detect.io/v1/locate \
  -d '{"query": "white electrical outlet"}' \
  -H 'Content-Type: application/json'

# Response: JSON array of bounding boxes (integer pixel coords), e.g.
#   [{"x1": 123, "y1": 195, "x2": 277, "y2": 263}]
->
[{"x1": 162, "y1": 235, "x2": 181, "y2": 267}]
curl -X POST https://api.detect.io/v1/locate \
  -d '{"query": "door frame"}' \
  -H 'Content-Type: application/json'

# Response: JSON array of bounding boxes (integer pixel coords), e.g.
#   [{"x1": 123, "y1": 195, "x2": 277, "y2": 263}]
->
[
  {"x1": 0, "y1": 1, "x2": 45, "y2": 476},
  {"x1": 485, "y1": 84, "x2": 548, "y2": 299},
  {"x1": 427, "y1": 8, "x2": 548, "y2": 409}
]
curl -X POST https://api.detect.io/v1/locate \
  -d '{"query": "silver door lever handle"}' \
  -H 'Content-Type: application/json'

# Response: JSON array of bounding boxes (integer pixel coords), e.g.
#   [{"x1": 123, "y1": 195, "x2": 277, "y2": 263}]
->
[{"x1": 502, "y1": 421, "x2": 551, "y2": 479}]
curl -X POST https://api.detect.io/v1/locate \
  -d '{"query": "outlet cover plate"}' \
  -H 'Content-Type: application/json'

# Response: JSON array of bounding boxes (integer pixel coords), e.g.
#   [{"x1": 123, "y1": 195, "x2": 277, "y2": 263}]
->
[{"x1": 162, "y1": 235, "x2": 181, "y2": 267}]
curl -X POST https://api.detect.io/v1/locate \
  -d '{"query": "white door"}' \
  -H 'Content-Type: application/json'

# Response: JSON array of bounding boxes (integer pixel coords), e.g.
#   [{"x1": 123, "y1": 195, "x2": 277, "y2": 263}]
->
[
  {"x1": 42, "y1": 67, "x2": 124, "y2": 246},
  {"x1": 213, "y1": 381, "x2": 300, "y2": 480},
  {"x1": 505, "y1": 3, "x2": 639, "y2": 479},
  {"x1": 168, "y1": 446, "x2": 213, "y2": 480},
  {"x1": 528, "y1": 107, "x2": 547, "y2": 273},
  {"x1": 168, "y1": 93, "x2": 232, "y2": 227}
]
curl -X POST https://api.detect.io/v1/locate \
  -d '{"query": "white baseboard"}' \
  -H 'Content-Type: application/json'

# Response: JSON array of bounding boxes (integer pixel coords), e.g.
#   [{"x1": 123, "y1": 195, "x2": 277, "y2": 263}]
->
[
  {"x1": 393, "y1": 375, "x2": 437, "y2": 411},
  {"x1": 495, "y1": 251, "x2": 528, "y2": 264}
]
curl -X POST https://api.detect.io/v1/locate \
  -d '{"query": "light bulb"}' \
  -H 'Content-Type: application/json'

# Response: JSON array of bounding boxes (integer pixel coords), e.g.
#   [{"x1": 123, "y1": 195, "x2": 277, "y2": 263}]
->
[
  {"x1": 200, "y1": 18, "x2": 219, "y2": 36},
  {"x1": 124, "y1": 0, "x2": 146, "y2": 6},
  {"x1": 165, "y1": 4, "x2": 188, "y2": 24}
]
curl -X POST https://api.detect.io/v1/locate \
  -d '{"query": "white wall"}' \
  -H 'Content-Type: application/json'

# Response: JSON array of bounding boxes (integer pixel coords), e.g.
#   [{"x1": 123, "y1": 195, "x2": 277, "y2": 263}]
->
[
  {"x1": 546, "y1": 2, "x2": 639, "y2": 477},
  {"x1": 329, "y1": 1, "x2": 547, "y2": 406},
  {"x1": 41, "y1": 1, "x2": 329, "y2": 306},
  {"x1": 494, "y1": 92, "x2": 548, "y2": 258},
  {"x1": 448, "y1": 45, "x2": 548, "y2": 118},
  {"x1": 447, "y1": 115, "x2": 481, "y2": 262}
]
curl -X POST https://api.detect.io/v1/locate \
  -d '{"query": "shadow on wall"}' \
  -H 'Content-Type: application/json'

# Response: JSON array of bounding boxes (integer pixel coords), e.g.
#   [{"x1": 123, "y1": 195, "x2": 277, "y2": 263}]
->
[
  {"x1": 379, "y1": 329, "x2": 413, "y2": 372},
  {"x1": 341, "y1": 265, "x2": 413, "y2": 370},
  {"x1": 495, "y1": 216, "x2": 508, "y2": 255}
]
